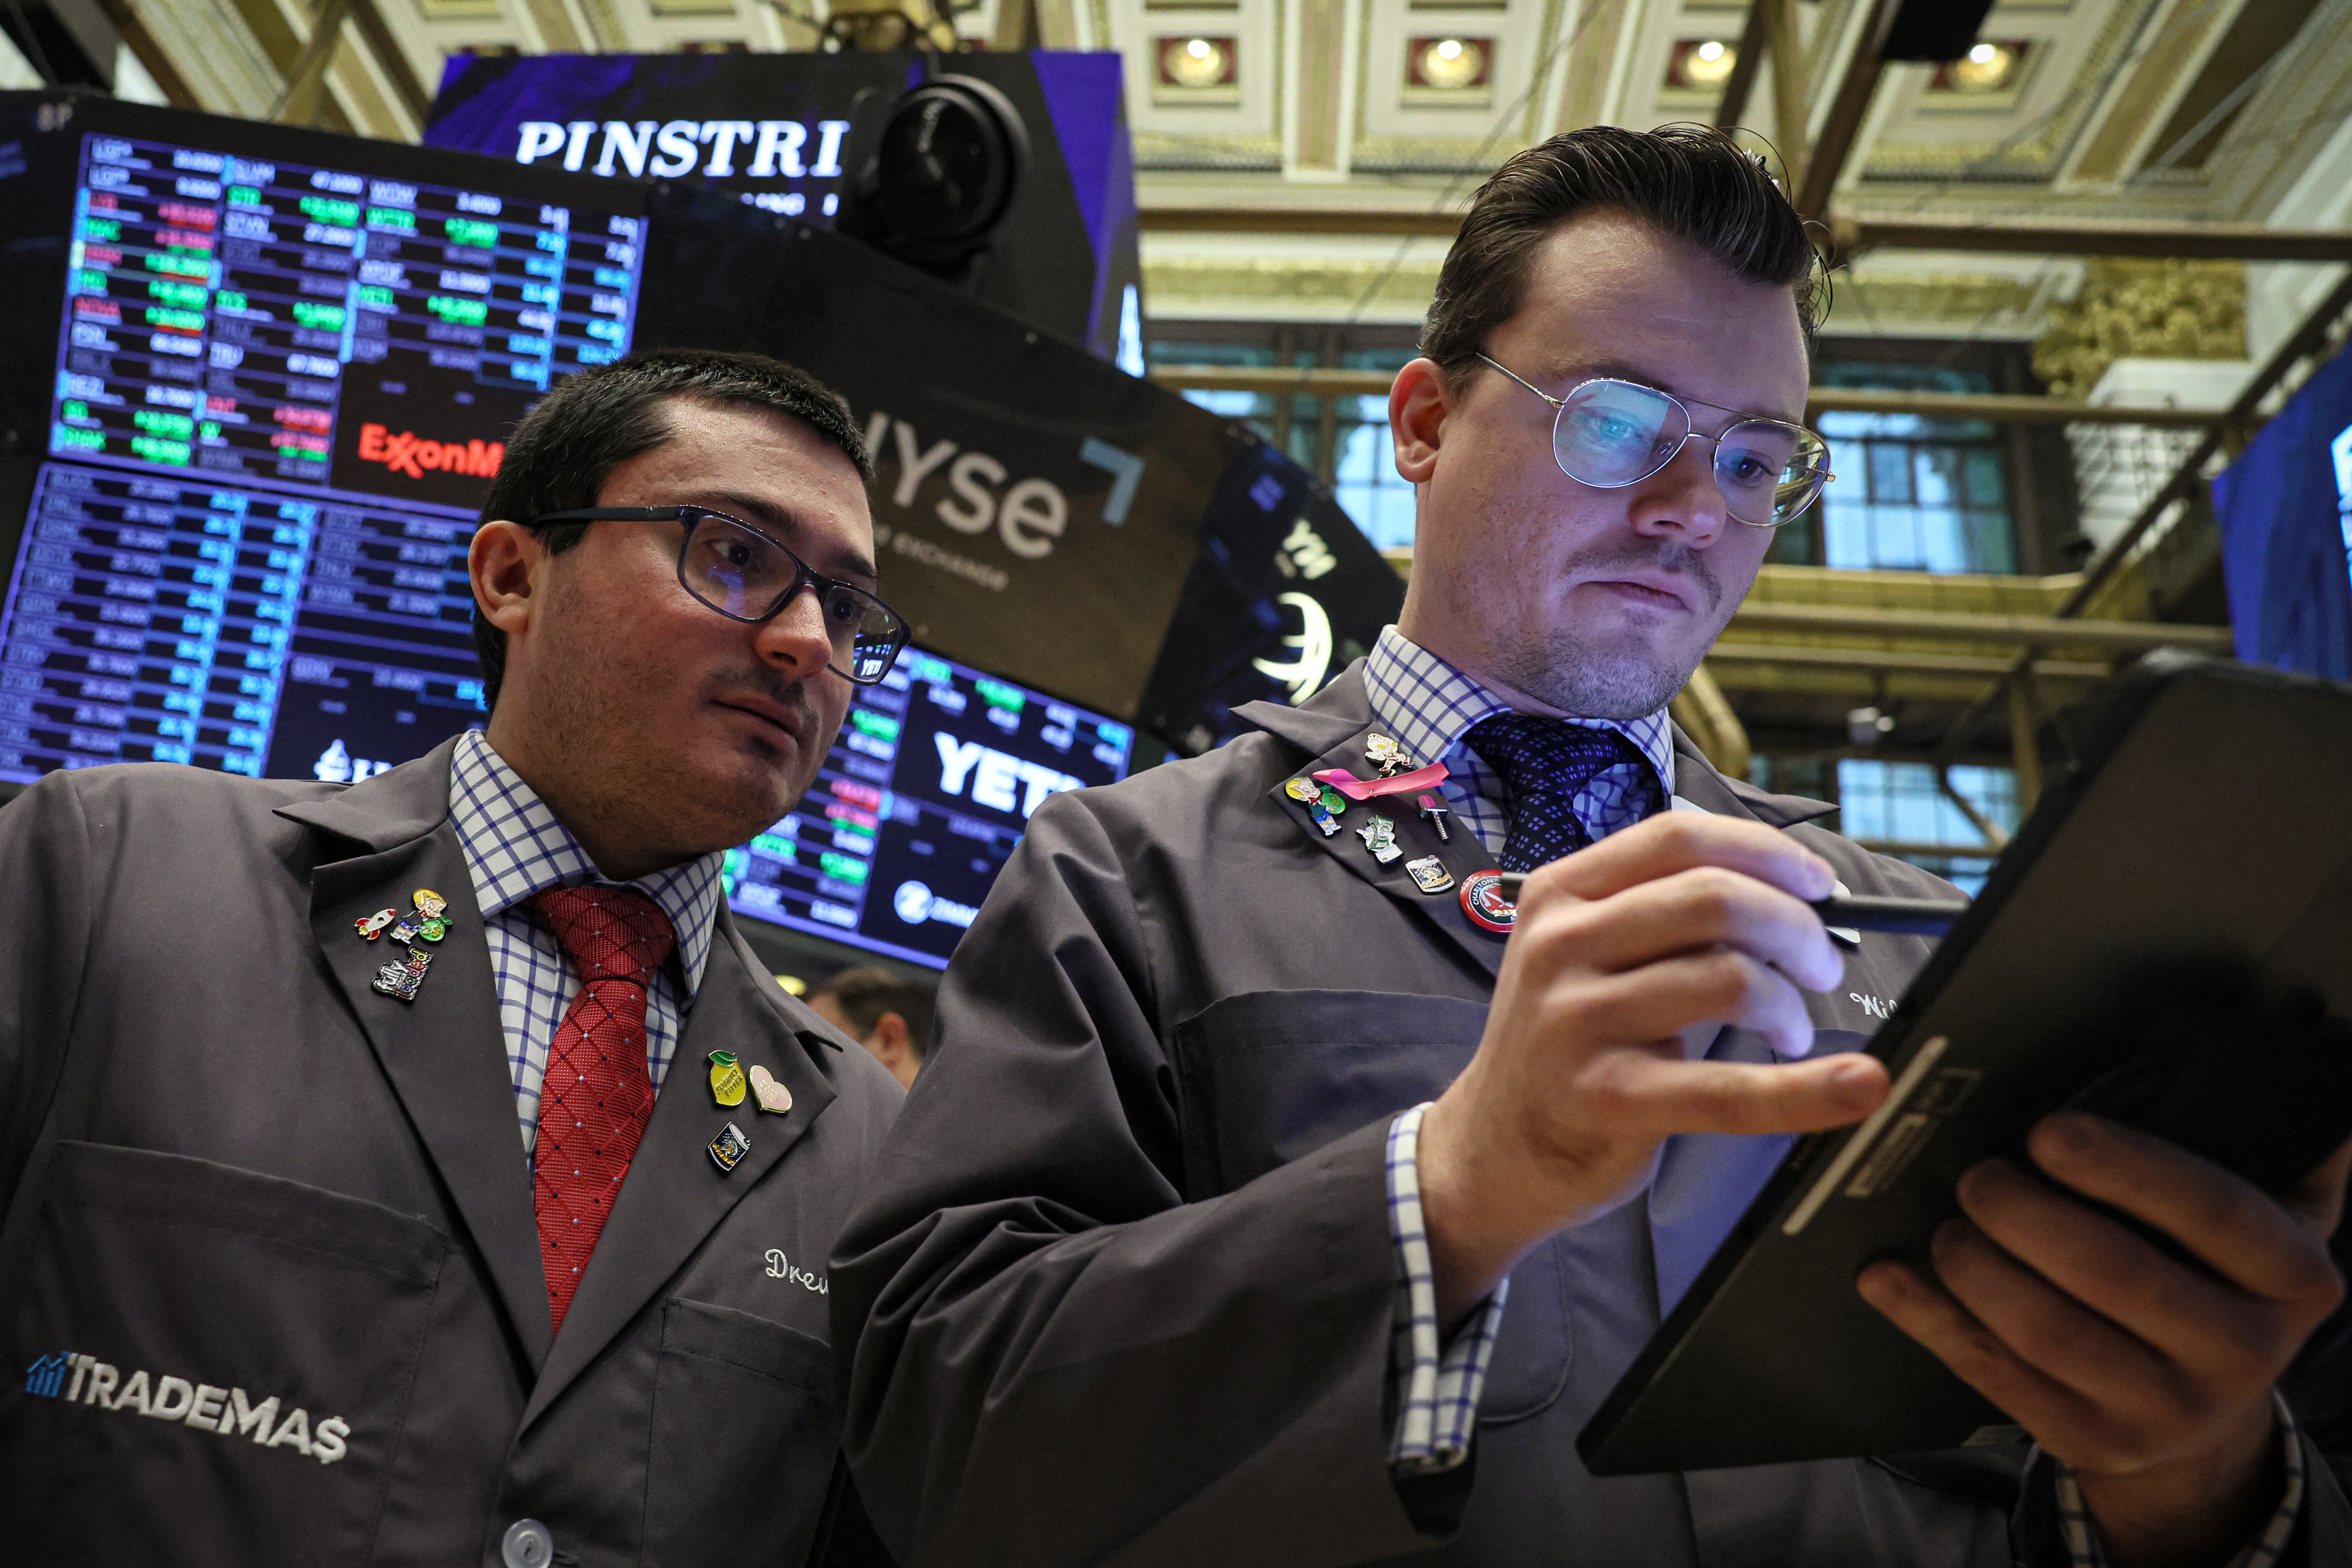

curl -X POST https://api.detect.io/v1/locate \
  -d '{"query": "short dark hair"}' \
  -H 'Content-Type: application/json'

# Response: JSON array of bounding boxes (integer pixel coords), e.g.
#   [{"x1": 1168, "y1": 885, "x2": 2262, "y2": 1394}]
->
[
  {"x1": 810, "y1": 966, "x2": 935, "y2": 1063},
  {"x1": 1420, "y1": 123, "x2": 1824, "y2": 389},
  {"x1": 470, "y1": 348, "x2": 875, "y2": 711}
]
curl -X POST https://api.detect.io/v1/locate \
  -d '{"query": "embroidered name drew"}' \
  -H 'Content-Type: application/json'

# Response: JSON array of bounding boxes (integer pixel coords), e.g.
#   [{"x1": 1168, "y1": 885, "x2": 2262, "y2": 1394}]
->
[
  {"x1": 763, "y1": 1248, "x2": 830, "y2": 1295},
  {"x1": 21, "y1": 1351, "x2": 349, "y2": 1464}
]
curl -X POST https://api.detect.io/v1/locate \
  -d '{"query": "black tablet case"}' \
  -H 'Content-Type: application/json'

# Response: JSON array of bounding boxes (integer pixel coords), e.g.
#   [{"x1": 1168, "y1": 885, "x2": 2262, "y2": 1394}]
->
[{"x1": 1578, "y1": 655, "x2": 2352, "y2": 1475}]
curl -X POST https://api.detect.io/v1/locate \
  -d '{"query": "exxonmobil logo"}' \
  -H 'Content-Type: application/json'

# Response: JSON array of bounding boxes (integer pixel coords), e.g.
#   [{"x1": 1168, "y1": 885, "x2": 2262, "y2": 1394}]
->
[{"x1": 358, "y1": 422, "x2": 504, "y2": 480}]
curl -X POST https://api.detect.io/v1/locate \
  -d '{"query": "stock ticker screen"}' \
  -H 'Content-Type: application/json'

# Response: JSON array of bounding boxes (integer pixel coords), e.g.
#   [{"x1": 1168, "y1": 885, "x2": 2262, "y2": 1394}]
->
[
  {"x1": 0, "y1": 125, "x2": 647, "y2": 784},
  {"x1": 723, "y1": 648, "x2": 1135, "y2": 968},
  {"x1": 0, "y1": 105, "x2": 1138, "y2": 971}
]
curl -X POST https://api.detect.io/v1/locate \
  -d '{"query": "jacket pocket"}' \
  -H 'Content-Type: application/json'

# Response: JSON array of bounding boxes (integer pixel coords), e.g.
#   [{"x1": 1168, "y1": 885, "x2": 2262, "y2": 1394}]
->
[
  {"x1": 1169, "y1": 989, "x2": 1488, "y2": 1199},
  {"x1": 1167, "y1": 989, "x2": 1574, "y2": 1418},
  {"x1": 642, "y1": 1297, "x2": 836, "y2": 1568},
  {"x1": 2, "y1": 1141, "x2": 448, "y2": 1567}
]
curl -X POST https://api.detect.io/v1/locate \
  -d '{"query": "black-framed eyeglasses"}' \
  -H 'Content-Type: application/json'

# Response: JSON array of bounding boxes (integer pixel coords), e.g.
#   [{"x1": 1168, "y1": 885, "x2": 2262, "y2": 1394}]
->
[
  {"x1": 1476, "y1": 353, "x2": 1835, "y2": 528},
  {"x1": 527, "y1": 505, "x2": 911, "y2": 685}
]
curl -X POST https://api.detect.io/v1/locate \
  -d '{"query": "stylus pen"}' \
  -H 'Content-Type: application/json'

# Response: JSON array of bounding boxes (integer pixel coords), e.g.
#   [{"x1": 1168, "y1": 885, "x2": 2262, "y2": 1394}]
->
[{"x1": 1489, "y1": 876, "x2": 1969, "y2": 936}]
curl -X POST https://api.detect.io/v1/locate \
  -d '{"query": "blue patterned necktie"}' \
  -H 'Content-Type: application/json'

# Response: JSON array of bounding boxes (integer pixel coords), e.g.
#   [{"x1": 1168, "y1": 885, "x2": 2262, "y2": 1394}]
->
[{"x1": 1466, "y1": 714, "x2": 1664, "y2": 872}]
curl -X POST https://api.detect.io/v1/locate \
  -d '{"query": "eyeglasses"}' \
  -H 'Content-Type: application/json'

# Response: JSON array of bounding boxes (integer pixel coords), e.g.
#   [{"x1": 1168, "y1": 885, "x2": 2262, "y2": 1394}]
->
[
  {"x1": 526, "y1": 505, "x2": 912, "y2": 685},
  {"x1": 1475, "y1": 354, "x2": 1835, "y2": 528}
]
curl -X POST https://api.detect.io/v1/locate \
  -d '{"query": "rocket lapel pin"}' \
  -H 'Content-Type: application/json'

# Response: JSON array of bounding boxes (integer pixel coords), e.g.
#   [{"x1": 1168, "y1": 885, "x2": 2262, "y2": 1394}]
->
[
  {"x1": 1417, "y1": 794, "x2": 1451, "y2": 842},
  {"x1": 748, "y1": 1062, "x2": 793, "y2": 1115},
  {"x1": 354, "y1": 908, "x2": 399, "y2": 941},
  {"x1": 1356, "y1": 814, "x2": 1402, "y2": 865},
  {"x1": 709, "y1": 1051, "x2": 748, "y2": 1108}
]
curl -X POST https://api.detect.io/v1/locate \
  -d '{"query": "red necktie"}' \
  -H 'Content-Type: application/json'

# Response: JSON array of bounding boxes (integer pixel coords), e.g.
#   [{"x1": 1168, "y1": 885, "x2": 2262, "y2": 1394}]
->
[{"x1": 529, "y1": 885, "x2": 676, "y2": 1336}]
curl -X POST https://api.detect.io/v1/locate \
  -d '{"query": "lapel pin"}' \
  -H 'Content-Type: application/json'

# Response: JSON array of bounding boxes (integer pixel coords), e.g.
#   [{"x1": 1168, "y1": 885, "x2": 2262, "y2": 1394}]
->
[
  {"x1": 709, "y1": 1051, "x2": 748, "y2": 1108},
  {"x1": 1356, "y1": 814, "x2": 1402, "y2": 865},
  {"x1": 361, "y1": 889, "x2": 454, "y2": 952},
  {"x1": 1405, "y1": 856, "x2": 1455, "y2": 895},
  {"x1": 1458, "y1": 870, "x2": 1516, "y2": 933},
  {"x1": 1365, "y1": 734, "x2": 1412, "y2": 776},
  {"x1": 1314, "y1": 760, "x2": 1449, "y2": 802},
  {"x1": 371, "y1": 946, "x2": 432, "y2": 1001},
  {"x1": 1283, "y1": 778, "x2": 1344, "y2": 836},
  {"x1": 1417, "y1": 794, "x2": 1451, "y2": 842},
  {"x1": 708, "y1": 1121, "x2": 751, "y2": 1173},
  {"x1": 748, "y1": 1063, "x2": 793, "y2": 1115}
]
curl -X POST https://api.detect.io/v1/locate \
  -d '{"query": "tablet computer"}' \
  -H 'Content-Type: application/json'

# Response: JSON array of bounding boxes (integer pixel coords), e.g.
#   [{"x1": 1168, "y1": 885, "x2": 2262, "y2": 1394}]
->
[{"x1": 1577, "y1": 653, "x2": 2352, "y2": 1476}]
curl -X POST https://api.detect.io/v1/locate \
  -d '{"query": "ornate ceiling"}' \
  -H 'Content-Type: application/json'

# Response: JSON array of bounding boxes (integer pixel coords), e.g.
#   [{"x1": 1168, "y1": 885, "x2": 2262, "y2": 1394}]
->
[{"x1": 21, "y1": 0, "x2": 2352, "y2": 338}]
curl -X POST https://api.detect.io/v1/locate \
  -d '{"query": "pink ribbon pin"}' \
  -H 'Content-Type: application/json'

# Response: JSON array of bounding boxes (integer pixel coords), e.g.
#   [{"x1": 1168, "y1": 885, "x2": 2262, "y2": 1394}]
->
[{"x1": 1311, "y1": 761, "x2": 1450, "y2": 801}]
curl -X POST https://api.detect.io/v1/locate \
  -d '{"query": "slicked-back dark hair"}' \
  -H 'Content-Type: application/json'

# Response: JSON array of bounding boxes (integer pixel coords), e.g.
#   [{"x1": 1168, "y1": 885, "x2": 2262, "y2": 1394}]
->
[
  {"x1": 470, "y1": 347, "x2": 874, "y2": 711},
  {"x1": 1421, "y1": 123, "x2": 1824, "y2": 389}
]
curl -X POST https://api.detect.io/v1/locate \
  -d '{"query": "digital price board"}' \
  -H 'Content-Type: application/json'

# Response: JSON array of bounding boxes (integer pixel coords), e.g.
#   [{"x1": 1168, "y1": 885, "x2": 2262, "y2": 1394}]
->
[
  {"x1": 0, "y1": 103, "x2": 650, "y2": 787},
  {"x1": 724, "y1": 647, "x2": 1135, "y2": 968},
  {"x1": 49, "y1": 131, "x2": 644, "y2": 512},
  {"x1": 0, "y1": 463, "x2": 486, "y2": 782}
]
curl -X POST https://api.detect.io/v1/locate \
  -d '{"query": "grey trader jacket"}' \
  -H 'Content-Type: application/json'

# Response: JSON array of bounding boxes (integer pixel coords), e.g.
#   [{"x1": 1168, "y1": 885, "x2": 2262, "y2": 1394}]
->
[
  {"x1": 831, "y1": 663, "x2": 2352, "y2": 1568},
  {"x1": 0, "y1": 737, "x2": 904, "y2": 1568}
]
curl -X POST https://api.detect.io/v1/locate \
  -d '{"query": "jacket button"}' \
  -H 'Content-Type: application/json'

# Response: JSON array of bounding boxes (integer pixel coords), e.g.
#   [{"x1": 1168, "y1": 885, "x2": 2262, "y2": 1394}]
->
[{"x1": 501, "y1": 1518, "x2": 555, "y2": 1568}]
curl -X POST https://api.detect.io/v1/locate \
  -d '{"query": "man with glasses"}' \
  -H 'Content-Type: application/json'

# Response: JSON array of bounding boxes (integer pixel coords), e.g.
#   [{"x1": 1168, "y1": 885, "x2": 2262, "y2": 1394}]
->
[
  {"x1": 0, "y1": 348, "x2": 906, "y2": 1566},
  {"x1": 833, "y1": 128, "x2": 2352, "y2": 1566}
]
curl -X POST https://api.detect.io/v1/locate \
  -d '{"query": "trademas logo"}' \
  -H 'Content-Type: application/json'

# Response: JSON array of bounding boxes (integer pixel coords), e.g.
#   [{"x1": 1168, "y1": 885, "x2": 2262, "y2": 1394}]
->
[
  {"x1": 357, "y1": 422, "x2": 504, "y2": 480},
  {"x1": 23, "y1": 1350, "x2": 350, "y2": 1464}
]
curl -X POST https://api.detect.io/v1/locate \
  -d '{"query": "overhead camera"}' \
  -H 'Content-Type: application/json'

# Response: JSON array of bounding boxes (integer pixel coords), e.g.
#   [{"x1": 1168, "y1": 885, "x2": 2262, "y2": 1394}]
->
[{"x1": 834, "y1": 74, "x2": 1030, "y2": 294}]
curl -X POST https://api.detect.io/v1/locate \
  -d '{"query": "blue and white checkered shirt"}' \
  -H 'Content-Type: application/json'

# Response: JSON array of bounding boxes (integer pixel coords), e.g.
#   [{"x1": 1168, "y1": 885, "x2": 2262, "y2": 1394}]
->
[
  {"x1": 1362, "y1": 625, "x2": 1675, "y2": 859},
  {"x1": 2044, "y1": 1392, "x2": 2303, "y2": 1568},
  {"x1": 447, "y1": 728, "x2": 729, "y2": 1157},
  {"x1": 1360, "y1": 631, "x2": 2302, "y2": 1568},
  {"x1": 1365, "y1": 627, "x2": 1674, "y2": 1475}
]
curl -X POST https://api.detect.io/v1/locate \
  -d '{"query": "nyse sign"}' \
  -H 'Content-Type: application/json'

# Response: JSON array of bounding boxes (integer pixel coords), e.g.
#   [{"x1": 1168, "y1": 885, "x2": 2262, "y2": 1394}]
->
[
  {"x1": 862, "y1": 410, "x2": 1147, "y2": 571},
  {"x1": 631, "y1": 213, "x2": 1232, "y2": 720}
]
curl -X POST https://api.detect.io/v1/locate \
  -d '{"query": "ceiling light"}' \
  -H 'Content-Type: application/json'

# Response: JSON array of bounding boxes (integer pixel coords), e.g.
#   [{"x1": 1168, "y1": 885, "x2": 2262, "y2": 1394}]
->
[
  {"x1": 1416, "y1": 36, "x2": 1485, "y2": 91},
  {"x1": 1161, "y1": 36, "x2": 1232, "y2": 90},
  {"x1": 1946, "y1": 40, "x2": 2018, "y2": 93},
  {"x1": 1680, "y1": 39, "x2": 1736, "y2": 88}
]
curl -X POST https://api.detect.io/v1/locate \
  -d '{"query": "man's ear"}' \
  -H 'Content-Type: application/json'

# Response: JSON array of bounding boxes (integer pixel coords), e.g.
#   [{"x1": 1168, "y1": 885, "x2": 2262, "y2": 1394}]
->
[
  {"x1": 470, "y1": 520, "x2": 544, "y2": 640},
  {"x1": 1389, "y1": 357, "x2": 1455, "y2": 487},
  {"x1": 870, "y1": 1011, "x2": 911, "y2": 1062}
]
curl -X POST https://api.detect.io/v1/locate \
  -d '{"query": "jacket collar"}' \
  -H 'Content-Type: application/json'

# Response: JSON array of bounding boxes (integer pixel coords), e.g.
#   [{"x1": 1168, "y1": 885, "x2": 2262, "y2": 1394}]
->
[
  {"x1": 1667, "y1": 726, "x2": 1838, "y2": 827},
  {"x1": 271, "y1": 733, "x2": 467, "y2": 852},
  {"x1": 1241, "y1": 667, "x2": 1505, "y2": 981},
  {"x1": 1234, "y1": 662, "x2": 1377, "y2": 756}
]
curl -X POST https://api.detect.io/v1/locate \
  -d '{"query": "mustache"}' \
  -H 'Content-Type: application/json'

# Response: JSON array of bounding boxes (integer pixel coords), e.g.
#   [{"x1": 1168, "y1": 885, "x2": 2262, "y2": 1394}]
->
[
  {"x1": 1562, "y1": 538, "x2": 1723, "y2": 614},
  {"x1": 704, "y1": 667, "x2": 824, "y2": 727}
]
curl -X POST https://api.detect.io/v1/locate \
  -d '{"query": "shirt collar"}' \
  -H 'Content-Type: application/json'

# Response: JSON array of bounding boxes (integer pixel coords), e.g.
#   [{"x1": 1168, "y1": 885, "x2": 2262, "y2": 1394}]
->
[
  {"x1": 1360, "y1": 625, "x2": 1677, "y2": 800},
  {"x1": 448, "y1": 727, "x2": 727, "y2": 1001}
]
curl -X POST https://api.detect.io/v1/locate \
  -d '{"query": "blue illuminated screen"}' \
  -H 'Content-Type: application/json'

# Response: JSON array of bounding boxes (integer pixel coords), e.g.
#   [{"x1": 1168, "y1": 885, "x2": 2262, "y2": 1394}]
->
[
  {"x1": 725, "y1": 648, "x2": 1135, "y2": 968},
  {"x1": 0, "y1": 129, "x2": 647, "y2": 783}
]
